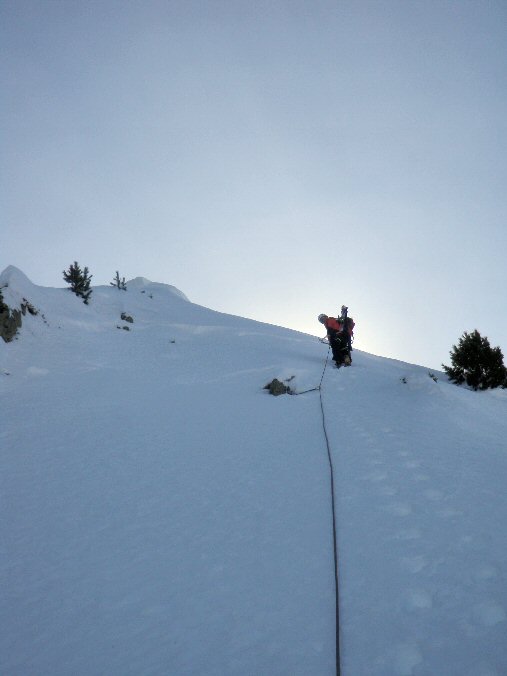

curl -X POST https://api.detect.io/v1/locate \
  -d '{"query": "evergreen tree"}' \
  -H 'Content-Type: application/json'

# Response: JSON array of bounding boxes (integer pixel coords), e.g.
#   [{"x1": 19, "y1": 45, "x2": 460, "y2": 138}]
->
[
  {"x1": 110, "y1": 271, "x2": 127, "y2": 291},
  {"x1": 443, "y1": 329, "x2": 507, "y2": 390},
  {"x1": 63, "y1": 261, "x2": 93, "y2": 304}
]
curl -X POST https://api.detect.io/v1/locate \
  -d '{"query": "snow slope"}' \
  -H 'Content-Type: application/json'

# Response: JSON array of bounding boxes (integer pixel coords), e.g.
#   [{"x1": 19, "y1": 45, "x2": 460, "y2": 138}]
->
[{"x1": 1, "y1": 266, "x2": 506, "y2": 676}]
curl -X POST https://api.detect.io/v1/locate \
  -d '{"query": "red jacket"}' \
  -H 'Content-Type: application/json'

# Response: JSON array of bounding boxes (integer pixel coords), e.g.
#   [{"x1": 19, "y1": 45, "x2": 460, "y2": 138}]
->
[
  {"x1": 325, "y1": 316, "x2": 354, "y2": 336},
  {"x1": 324, "y1": 317, "x2": 342, "y2": 333}
]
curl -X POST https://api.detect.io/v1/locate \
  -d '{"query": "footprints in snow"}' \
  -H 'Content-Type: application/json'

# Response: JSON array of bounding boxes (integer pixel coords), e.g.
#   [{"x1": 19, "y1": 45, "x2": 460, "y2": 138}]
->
[
  {"x1": 350, "y1": 422, "x2": 505, "y2": 674},
  {"x1": 358, "y1": 441, "x2": 449, "y2": 517},
  {"x1": 473, "y1": 602, "x2": 506, "y2": 627},
  {"x1": 401, "y1": 555, "x2": 427, "y2": 573},
  {"x1": 405, "y1": 588, "x2": 433, "y2": 610},
  {"x1": 474, "y1": 564, "x2": 498, "y2": 581},
  {"x1": 385, "y1": 502, "x2": 412, "y2": 517}
]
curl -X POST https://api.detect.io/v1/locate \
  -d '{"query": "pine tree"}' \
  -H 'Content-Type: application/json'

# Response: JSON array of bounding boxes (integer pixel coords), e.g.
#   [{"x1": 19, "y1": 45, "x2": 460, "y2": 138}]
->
[
  {"x1": 442, "y1": 329, "x2": 507, "y2": 390},
  {"x1": 110, "y1": 271, "x2": 127, "y2": 291},
  {"x1": 63, "y1": 261, "x2": 93, "y2": 304}
]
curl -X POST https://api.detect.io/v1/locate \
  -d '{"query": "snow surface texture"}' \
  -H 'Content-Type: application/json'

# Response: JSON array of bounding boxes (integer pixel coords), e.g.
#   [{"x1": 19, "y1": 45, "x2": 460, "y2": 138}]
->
[{"x1": 1, "y1": 266, "x2": 506, "y2": 676}]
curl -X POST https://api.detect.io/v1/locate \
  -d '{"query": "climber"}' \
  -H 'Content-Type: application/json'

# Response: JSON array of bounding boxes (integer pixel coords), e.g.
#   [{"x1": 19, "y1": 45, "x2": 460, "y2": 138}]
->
[{"x1": 318, "y1": 307, "x2": 355, "y2": 367}]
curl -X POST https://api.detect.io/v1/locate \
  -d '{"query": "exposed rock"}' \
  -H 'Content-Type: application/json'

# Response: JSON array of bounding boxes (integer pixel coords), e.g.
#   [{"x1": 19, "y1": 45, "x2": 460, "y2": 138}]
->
[
  {"x1": 0, "y1": 287, "x2": 45, "y2": 341},
  {"x1": 121, "y1": 312, "x2": 134, "y2": 323},
  {"x1": 264, "y1": 378, "x2": 291, "y2": 396},
  {"x1": 21, "y1": 298, "x2": 38, "y2": 316},
  {"x1": 0, "y1": 305, "x2": 22, "y2": 342}
]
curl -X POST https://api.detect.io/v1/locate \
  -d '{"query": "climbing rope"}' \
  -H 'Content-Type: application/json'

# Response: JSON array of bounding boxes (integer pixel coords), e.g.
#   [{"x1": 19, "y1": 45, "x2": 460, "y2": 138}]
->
[
  {"x1": 318, "y1": 344, "x2": 331, "y2": 389},
  {"x1": 290, "y1": 344, "x2": 331, "y2": 396},
  {"x1": 319, "y1": 358, "x2": 341, "y2": 676},
  {"x1": 289, "y1": 344, "x2": 341, "y2": 675}
]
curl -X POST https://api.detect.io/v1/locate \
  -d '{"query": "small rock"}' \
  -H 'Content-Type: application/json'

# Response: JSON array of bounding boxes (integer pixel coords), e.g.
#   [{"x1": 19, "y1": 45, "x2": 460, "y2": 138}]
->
[{"x1": 265, "y1": 378, "x2": 290, "y2": 396}]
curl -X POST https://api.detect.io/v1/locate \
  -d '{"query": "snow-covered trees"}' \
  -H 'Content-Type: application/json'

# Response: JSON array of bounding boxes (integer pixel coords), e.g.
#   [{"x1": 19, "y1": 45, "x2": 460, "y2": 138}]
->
[
  {"x1": 443, "y1": 329, "x2": 507, "y2": 390},
  {"x1": 63, "y1": 261, "x2": 93, "y2": 304}
]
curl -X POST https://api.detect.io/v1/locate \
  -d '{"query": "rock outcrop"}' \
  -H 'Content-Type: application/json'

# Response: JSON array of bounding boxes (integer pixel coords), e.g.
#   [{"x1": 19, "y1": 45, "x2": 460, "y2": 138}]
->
[
  {"x1": 0, "y1": 285, "x2": 41, "y2": 342},
  {"x1": 0, "y1": 292, "x2": 22, "y2": 342}
]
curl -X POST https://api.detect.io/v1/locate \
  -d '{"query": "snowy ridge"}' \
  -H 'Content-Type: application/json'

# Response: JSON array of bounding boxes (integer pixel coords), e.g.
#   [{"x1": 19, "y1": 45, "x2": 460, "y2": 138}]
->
[
  {"x1": 0, "y1": 265, "x2": 48, "y2": 311},
  {"x1": 1, "y1": 268, "x2": 507, "y2": 675},
  {"x1": 126, "y1": 276, "x2": 190, "y2": 301}
]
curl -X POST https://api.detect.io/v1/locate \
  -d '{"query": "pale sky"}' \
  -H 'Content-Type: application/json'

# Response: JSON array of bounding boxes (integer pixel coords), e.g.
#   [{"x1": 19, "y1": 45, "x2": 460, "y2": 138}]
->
[{"x1": 2, "y1": 0, "x2": 506, "y2": 370}]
